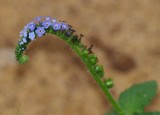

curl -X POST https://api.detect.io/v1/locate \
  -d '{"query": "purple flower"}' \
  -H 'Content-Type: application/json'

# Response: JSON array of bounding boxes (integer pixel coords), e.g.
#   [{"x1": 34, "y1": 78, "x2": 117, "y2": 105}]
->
[
  {"x1": 24, "y1": 25, "x2": 29, "y2": 29},
  {"x1": 45, "y1": 16, "x2": 51, "y2": 20},
  {"x1": 35, "y1": 27, "x2": 45, "y2": 37},
  {"x1": 29, "y1": 32, "x2": 36, "y2": 41},
  {"x1": 42, "y1": 20, "x2": 52, "y2": 29},
  {"x1": 20, "y1": 29, "x2": 28, "y2": 37},
  {"x1": 22, "y1": 37, "x2": 27, "y2": 43},
  {"x1": 61, "y1": 23, "x2": 69, "y2": 30},
  {"x1": 52, "y1": 18, "x2": 57, "y2": 23},
  {"x1": 52, "y1": 22, "x2": 61, "y2": 30},
  {"x1": 19, "y1": 41, "x2": 24, "y2": 45},
  {"x1": 20, "y1": 30, "x2": 23, "y2": 37},
  {"x1": 35, "y1": 16, "x2": 43, "y2": 22},
  {"x1": 28, "y1": 22, "x2": 36, "y2": 31}
]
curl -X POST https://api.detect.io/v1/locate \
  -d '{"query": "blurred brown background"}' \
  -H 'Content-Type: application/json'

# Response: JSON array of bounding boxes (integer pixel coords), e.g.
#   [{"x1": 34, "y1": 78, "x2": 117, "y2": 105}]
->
[{"x1": 0, "y1": 0, "x2": 160, "y2": 115}]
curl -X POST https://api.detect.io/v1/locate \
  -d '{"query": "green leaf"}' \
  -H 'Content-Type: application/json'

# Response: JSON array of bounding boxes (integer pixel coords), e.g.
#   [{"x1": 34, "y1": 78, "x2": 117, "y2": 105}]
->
[
  {"x1": 118, "y1": 81, "x2": 158, "y2": 115},
  {"x1": 106, "y1": 111, "x2": 160, "y2": 115},
  {"x1": 134, "y1": 112, "x2": 160, "y2": 115}
]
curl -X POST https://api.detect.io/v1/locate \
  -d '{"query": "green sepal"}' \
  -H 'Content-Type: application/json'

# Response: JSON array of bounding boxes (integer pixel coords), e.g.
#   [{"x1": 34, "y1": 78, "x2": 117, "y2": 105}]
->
[
  {"x1": 95, "y1": 65, "x2": 104, "y2": 78},
  {"x1": 104, "y1": 78, "x2": 114, "y2": 88}
]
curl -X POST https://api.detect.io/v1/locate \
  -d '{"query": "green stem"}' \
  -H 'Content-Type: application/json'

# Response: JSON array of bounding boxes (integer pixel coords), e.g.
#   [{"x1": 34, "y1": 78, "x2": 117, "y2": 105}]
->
[{"x1": 67, "y1": 42, "x2": 124, "y2": 115}]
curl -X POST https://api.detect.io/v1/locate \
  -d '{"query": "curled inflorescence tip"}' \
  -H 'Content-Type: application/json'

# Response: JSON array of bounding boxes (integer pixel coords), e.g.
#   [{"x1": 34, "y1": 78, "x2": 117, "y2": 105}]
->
[
  {"x1": 18, "y1": 16, "x2": 71, "y2": 46},
  {"x1": 16, "y1": 16, "x2": 73, "y2": 64}
]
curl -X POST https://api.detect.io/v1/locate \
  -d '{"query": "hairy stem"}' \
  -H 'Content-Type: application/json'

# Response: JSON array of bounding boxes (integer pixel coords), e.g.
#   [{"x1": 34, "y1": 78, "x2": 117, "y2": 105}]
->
[{"x1": 67, "y1": 39, "x2": 124, "y2": 115}]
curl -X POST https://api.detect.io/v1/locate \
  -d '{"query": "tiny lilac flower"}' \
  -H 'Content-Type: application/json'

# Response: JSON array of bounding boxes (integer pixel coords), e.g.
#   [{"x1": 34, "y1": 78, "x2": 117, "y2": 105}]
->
[
  {"x1": 35, "y1": 16, "x2": 43, "y2": 22},
  {"x1": 52, "y1": 22, "x2": 61, "y2": 30},
  {"x1": 28, "y1": 22, "x2": 36, "y2": 31},
  {"x1": 45, "y1": 16, "x2": 51, "y2": 20},
  {"x1": 22, "y1": 37, "x2": 27, "y2": 43},
  {"x1": 52, "y1": 18, "x2": 57, "y2": 23},
  {"x1": 20, "y1": 30, "x2": 24, "y2": 37},
  {"x1": 24, "y1": 25, "x2": 29, "y2": 29},
  {"x1": 20, "y1": 29, "x2": 28, "y2": 37},
  {"x1": 19, "y1": 41, "x2": 24, "y2": 45},
  {"x1": 35, "y1": 27, "x2": 45, "y2": 37},
  {"x1": 42, "y1": 20, "x2": 52, "y2": 29},
  {"x1": 29, "y1": 32, "x2": 36, "y2": 41},
  {"x1": 61, "y1": 23, "x2": 69, "y2": 30},
  {"x1": 23, "y1": 31, "x2": 27, "y2": 37}
]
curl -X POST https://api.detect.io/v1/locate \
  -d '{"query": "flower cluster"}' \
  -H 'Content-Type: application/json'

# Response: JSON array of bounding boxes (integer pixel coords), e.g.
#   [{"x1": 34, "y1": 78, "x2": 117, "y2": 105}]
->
[{"x1": 19, "y1": 16, "x2": 70, "y2": 45}]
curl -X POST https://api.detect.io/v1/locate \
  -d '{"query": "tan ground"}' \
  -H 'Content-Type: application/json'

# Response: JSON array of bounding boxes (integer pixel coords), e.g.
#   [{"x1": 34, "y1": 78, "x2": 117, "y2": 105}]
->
[{"x1": 0, "y1": 0, "x2": 160, "y2": 115}]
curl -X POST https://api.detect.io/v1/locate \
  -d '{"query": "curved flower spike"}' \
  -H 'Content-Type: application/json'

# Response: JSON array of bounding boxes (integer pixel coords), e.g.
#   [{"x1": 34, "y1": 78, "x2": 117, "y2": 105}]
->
[{"x1": 15, "y1": 16, "x2": 124, "y2": 115}]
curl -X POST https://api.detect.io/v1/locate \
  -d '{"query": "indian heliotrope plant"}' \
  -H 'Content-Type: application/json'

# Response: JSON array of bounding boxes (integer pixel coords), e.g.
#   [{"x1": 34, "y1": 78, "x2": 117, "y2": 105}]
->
[{"x1": 15, "y1": 16, "x2": 159, "y2": 115}]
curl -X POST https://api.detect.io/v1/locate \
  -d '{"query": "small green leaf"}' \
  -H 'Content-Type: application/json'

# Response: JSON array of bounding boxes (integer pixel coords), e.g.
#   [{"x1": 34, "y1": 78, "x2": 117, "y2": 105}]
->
[
  {"x1": 134, "y1": 112, "x2": 160, "y2": 115},
  {"x1": 118, "y1": 81, "x2": 158, "y2": 115}
]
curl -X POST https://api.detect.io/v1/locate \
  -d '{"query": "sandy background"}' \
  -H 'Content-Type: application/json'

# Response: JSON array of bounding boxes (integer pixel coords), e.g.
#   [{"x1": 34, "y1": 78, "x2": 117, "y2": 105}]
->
[{"x1": 0, "y1": 0, "x2": 160, "y2": 115}]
